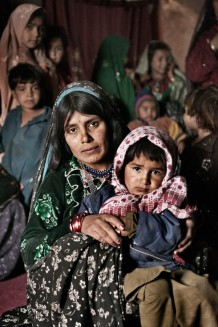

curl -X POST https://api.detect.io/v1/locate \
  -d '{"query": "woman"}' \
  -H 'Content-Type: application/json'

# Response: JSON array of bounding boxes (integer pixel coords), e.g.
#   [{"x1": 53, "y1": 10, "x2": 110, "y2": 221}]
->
[
  {"x1": 135, "y1": 40, "x2": 187, "y2": 128},
  {"x1": 18, "y1": 81, "x2": 129, "y2": 326},
  {"x1": 0, "y1": 4, "x2": 47, "y2": 125},
  {"x1": 92, "y1": 35, "x2": 136, "y2": 124}
]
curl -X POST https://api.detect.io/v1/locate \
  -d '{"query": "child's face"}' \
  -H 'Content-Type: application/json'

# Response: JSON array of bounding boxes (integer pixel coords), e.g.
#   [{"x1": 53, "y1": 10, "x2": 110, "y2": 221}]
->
[
  {"x1": 21, "y1": 16, "x2": 45, "y2": 49},
  {"x1": 138, "y1": 100, "x2": 157, "y2": 124},
  {"x1": 48, "y1": 37, "x2": 64, "y2": 65},
  {"x1": 151, "y1": 49, "x2": 170, "y2": 76},
  {"x1": 13, "y1": 82, "x2": 41, "y2": 110},
  {"x1": 124, "y1": 153, "x2": 166, "y2": 196},
  {"x1": 183, "y1": 106, "x2": 198, "y2": 131}
]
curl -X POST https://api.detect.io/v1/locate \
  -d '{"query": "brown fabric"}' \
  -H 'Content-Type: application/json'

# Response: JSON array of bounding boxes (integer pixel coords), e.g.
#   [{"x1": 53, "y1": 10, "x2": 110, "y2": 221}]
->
[
  {"x1": 0, "y1": 4, "x2": 47, "y2": 125},
  {"x1": 124, "y1": 267, "x2": 218, "y2": 327}
]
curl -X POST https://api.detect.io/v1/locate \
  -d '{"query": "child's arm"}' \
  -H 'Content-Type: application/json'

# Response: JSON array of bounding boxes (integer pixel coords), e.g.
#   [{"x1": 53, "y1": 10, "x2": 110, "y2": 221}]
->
[{"x1": 173, "y1": 216, "x2": 196, "y2": 255}]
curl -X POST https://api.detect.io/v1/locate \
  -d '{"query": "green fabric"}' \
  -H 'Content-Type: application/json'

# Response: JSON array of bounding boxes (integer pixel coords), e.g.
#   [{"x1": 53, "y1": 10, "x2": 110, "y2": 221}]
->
[
  {"x1": 20, "y1": 157, "x2": 109, "y2": 268},
  {"x1": 92, "y1": 35, "x2": 136, "y2": 122}
]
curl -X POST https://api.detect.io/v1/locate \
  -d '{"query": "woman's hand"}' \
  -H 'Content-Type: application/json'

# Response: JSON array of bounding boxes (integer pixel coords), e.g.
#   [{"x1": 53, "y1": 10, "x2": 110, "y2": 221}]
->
[
  {"x1": 81, "y1": 214, "x2": 126, "y2": 246},
  {"x1": 174, "y1": 217, "x2": 196, "y2": 254}
]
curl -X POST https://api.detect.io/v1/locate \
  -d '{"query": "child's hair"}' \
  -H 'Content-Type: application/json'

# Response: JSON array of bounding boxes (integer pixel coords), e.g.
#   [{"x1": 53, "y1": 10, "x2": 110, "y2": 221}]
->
[
  {"x1": 8, "y1": 63, "x2": 45, "y2": 90},
  {"x1": 184, "y1": 85, "x2": 218, "y2": 132},
  {"x1": 45, "y1": 25, "x2": 69, "y2": 52},
  {"x1": 119, "y1": 137, "x2": 166, "y2": 182}
]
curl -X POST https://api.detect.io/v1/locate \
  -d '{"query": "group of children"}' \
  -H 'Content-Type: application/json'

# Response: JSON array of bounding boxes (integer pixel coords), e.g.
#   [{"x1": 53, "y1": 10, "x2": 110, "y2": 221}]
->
[{"x1": 0, "y1": 2, "x2": 218, "y2": 326}]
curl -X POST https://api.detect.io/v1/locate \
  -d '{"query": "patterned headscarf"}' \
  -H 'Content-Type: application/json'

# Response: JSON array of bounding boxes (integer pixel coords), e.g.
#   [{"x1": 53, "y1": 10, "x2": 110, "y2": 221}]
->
[
  {"x1": 0, "y1": 4, "x2": 46, "y2": 125},
  {"x1": 100, "y1": 126, "x2": 196, "y2": 218}
]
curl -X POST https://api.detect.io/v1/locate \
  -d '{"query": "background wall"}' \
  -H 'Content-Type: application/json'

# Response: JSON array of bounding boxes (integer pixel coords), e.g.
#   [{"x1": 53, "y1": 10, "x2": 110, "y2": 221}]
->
[{"x1": 0, "y1": 0, "x2": 204, "y2": 75}]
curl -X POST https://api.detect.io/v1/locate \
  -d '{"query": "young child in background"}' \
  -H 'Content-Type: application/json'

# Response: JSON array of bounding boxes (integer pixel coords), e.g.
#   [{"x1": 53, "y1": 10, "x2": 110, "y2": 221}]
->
[
  {"x1": 128, "y1": 89, "x2": 187, "y2": 153},
  {"x1": 0, "y1": 4, "x2": 48, "y2": 125},
  {"x1": 77, "y1": 125, "x2": 218, "y2": 327},
  {"x1": 0, "y1": 63, "x2": 51, "y2": 211},
  {"x1": 45, "y1": 25, "x2": 72, "y2": 101},
  {"x1": 180, "y1": 84, "x2": 218, "y2": 277}
]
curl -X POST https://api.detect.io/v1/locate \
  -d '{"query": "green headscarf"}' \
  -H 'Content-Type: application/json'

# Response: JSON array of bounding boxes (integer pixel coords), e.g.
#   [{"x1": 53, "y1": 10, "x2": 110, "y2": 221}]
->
[{"x1": 92, "y1": 35, "x2": 136, "y2": 122}]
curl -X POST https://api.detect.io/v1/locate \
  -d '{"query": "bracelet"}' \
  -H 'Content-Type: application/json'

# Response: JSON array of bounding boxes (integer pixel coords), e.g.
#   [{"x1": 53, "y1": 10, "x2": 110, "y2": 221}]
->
[{"x1": 69, "y1": 212, "x2": 88, "y2": 232}]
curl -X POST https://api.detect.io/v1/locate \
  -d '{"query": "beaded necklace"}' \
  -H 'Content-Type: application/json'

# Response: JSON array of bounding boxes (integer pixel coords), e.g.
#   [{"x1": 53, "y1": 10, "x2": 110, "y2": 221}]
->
[{"x1": 79, "y1": 161, "x2": 113, "y2": 194}]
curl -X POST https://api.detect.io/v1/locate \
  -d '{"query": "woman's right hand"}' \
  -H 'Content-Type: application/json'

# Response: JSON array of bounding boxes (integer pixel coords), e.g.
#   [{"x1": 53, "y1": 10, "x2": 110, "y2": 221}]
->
[{"x1": 81, "y1": 214, "x2": 125, "y2": 246}]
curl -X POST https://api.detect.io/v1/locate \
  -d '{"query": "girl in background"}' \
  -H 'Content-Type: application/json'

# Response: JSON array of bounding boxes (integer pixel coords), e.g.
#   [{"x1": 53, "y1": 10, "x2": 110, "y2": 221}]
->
[{"x1": 0, "y1": 4, "x2": 48, "y2": 125}]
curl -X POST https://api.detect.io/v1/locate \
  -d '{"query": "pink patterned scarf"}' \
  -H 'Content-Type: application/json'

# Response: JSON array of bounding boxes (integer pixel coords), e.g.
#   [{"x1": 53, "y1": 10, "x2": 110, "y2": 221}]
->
[{"x1": 100, "y1": 126, "x2": 196, "y2": 218}]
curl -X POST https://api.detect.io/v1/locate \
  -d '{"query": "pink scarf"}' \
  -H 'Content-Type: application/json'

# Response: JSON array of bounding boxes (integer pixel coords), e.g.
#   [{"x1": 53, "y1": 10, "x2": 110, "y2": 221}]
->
[{"x1": 100, "y1": 126, "x2": 196, "y2": 218}]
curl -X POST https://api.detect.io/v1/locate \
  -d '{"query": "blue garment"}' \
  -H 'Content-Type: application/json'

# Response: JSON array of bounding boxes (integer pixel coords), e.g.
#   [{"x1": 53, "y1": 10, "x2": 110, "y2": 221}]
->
[
  {"x1": 78, "y1": 184, "x2": 192, "y2": 270},
  {"x1": 0, "y1": 106, "x2": 51, "y2": 207}
]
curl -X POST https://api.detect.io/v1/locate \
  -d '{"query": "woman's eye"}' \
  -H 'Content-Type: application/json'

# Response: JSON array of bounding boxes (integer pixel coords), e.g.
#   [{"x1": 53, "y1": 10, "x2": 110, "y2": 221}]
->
[
  {"x1": 67, "y1": 127, "x2": 77, "y2": 134},
  {"x1": 89, "y1": 120, "x2": 99, "y2": 127}
]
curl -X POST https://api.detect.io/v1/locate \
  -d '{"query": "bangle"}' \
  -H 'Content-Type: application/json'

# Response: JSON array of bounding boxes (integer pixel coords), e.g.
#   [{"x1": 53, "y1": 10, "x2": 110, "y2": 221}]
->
[{"x1": 69, "y1": 212, "x2": 88, "y2": 232}]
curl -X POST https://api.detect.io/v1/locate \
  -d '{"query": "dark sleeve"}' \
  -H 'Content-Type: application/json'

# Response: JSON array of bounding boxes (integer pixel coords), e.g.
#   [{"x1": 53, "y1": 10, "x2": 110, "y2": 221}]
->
[
  {"x1": 78, "y1": 184, "x2": 115, "y2": 214},
  {"x1": 132, "y1": 210, "x2": 182, "y2": 256},
  {"x1": 21, "y1": 169, "x2": 82, "y2": 268}
]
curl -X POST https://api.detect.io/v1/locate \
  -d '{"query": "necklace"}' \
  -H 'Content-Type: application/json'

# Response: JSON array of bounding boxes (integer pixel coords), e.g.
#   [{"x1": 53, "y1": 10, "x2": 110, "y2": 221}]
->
[
  {"x1": 79, "y1": 161, "x2": 113, "y2": 194},
  {"x1": 82, "y1": 163, "x2": 113, "y2": 178}
]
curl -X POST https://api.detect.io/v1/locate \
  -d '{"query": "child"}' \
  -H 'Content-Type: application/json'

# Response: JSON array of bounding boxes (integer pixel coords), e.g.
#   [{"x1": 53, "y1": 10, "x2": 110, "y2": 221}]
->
[
  {"x1": 128, "y1": 89, "x2": 187, "y2": 153},
  {"x1": 76, "y1": 126, "x2": 218, "y2": 327},
  {"x1": 0, "y1": 63, "x2": 51, "y2": 210},
  {"x1": 0, "y1": 4, "x2": 48, "y2": 125},
  {"x1": 134, "y1": 40, "x2": 187, "y2": 127},
  {"x1": 44, "y1": 25, "x2": 72, "y2": 101},
  {"x1": 180, "y1": 84, "x2": 218, "y2": 277}
]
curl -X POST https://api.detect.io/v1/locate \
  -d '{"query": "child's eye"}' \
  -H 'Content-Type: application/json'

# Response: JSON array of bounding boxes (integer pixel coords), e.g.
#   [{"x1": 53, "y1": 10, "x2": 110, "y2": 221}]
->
[
  {"x1": 33, "y1": 86, "x2": 40, "y2": 91},
  {"x1": 26, "y1": 23, "x2": 33, "y2": 30},
  {"x1": 132, "y1": 166, "x2": 140, "y2": 171}
]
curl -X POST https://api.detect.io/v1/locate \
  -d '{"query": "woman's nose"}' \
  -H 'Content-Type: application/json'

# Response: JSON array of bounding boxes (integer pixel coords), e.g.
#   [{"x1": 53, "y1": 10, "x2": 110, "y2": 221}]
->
[{"x1": 81, "y1": 130, "x2": 92, "y2": 143}]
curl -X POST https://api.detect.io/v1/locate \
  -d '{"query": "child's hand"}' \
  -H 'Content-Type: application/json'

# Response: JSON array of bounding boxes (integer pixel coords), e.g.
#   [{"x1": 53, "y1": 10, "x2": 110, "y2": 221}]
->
[{"x1": 174, "y1": 217, "x2": 196, "y2": 254}]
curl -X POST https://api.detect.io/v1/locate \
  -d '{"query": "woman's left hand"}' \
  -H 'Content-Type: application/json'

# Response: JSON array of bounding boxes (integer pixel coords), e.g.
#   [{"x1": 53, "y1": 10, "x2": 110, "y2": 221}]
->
[{"x1": 174, "y1": 217, "x2": 196, "y2": 254}]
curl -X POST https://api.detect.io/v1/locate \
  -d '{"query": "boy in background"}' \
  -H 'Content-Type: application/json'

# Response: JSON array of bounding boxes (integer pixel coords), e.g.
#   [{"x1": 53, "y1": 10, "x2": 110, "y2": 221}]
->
[{"x1": 0, "y1": 63, "x2": 51, "y2": 211}]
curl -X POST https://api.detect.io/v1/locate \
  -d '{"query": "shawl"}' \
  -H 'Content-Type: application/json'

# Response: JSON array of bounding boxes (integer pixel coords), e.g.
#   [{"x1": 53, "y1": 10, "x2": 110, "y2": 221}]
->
[
  {"x1": 100, "y1": 126, "x2": 196, "y2": 218},
  {"x1": 92, "y1": 35, "x2": 136, "y2": 122},
  {"x1": 0, "y1": 4, "x2": 47, "y2": 125}
]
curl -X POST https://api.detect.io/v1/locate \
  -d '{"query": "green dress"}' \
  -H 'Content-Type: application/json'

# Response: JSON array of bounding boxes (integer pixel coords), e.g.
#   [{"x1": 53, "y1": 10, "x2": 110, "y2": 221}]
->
[{"x1": 92, "y1": 35, "x2": 136, "y2": 123}]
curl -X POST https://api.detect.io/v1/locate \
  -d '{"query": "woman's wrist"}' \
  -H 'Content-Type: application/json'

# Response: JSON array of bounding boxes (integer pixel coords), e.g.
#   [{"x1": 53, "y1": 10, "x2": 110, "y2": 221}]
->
[{"x1": 69, "y1": 212, "x2": 88, "y2": 232}]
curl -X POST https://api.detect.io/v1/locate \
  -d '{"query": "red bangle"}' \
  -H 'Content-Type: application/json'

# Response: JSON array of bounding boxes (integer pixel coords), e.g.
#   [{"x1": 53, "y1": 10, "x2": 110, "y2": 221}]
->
[{"x1": 69, "y1": 212, "x2": 88, "y2": 232}]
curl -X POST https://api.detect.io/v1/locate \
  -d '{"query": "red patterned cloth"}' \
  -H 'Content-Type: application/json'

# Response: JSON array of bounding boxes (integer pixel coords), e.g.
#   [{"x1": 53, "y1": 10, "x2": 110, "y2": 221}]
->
[{"x1": 100, "y1": 126, "x2": 196, "y2": 218}]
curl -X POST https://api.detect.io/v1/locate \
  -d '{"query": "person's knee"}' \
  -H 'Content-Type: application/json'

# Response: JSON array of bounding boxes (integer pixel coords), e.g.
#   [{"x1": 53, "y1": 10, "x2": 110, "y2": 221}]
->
[{"x1": 144, "y1": 278, "x2": 172, "y2": 305}]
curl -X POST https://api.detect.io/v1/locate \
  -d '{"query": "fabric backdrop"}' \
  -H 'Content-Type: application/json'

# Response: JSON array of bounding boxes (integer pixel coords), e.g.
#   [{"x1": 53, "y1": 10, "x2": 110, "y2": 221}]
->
[{"x1": 44, "y1": 0, "x2": 152, "y2": 81}]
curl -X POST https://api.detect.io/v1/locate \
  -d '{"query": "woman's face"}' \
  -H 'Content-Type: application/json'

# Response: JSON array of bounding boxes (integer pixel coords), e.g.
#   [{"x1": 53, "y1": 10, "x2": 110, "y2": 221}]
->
[
  {"x1": 21, "y1": 16, "x2": 45, "y2": 49},
  {"x1": 48, "y1": 37, "x2": 64, "y2": 65},
  {"x1": 64, "y1": 111, "x2": 110, "y2": 169},
  {"x1": 151, "y1": 49, "x2": 170, "y2": 76}
]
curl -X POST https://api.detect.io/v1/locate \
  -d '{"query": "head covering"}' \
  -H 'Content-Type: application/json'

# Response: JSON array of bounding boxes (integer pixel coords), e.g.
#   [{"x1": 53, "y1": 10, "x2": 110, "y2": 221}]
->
[
  {"x1": 100, "y1": 126, "x2": 196, "y2": 218},
  {"x1": 92, "y1": 35, "x2": 136, "y2": 122},
  {"x1": 0, "y1": 4, "x2": 46, "y2": 125},
  {"x1": 134, "y1": 87, "x2": 159, "y2": 117},
  {"x1": 30, "y1": 80, "x2": 129, "y2": 211}
]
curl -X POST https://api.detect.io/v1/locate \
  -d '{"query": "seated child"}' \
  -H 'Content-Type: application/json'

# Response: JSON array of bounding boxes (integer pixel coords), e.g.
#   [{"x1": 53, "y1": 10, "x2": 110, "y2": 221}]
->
[
  {"x1": 0, "y1": 63, "x2": 51, "y2": 210},
  {"x1": 75, "y1": 126, "x2": 218, "y2": 327},
  {"x1": 128, "y1": 89, "x2": 187, "y2": 153}
]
